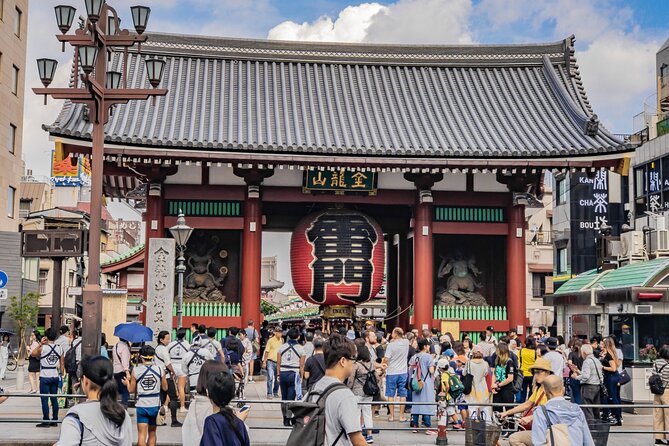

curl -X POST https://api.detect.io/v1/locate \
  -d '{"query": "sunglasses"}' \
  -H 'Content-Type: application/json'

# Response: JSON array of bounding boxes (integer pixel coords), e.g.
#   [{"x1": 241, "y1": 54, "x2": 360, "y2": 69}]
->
[
  {"x1": 532, "y1": 369, "x2": 548, "y2": 375},
  {"x1": 344, "y1": 355, "x2": 357, "y2": 361}
]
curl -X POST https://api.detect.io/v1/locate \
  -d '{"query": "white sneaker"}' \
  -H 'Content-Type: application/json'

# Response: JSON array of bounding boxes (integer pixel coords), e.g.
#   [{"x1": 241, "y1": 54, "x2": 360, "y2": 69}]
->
[{"x1": 179, "y1": 407, "x2": 187, "y2": 414}]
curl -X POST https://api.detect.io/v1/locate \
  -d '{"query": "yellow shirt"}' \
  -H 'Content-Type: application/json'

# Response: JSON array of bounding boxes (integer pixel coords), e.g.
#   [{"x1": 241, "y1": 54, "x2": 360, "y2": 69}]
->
[
  {"x1": 519, "y1": 348, "x2": 537, "y2": 377},
  {"x1": 528, "y1": 385, "x2": 548, "y2": 406},
  {"x1": 264, "y1": 336, "x2": 283, "y2": 362}
]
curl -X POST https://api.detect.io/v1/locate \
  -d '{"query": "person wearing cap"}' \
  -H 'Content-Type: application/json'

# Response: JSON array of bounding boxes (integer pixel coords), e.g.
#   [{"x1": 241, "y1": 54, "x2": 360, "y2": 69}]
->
[
  {"x1": 462, "y1": 345, "x2": 491, "y2": 421},
  {"x1": 543, "y1": 337, "x2": 566, "y2": 377},
  {"x1": 485, "y1": 326, "x2": 497, "y2": 346},
  {"x1": 124, "y1": 345, "x2": 167, "y2": 446},
  {"x1": 436, "y1": 358, "x2": 464, "y2": 430},
  {"x1": 261, "y1": 326, "x2": 283, "y2": 399},
  {"x1": 500, "y1": 358, "x2": 553, "y2": 446}
]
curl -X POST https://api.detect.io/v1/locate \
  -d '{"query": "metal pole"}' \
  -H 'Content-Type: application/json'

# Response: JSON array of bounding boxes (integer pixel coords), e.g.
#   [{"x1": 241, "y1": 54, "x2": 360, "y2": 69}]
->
[
  {"x1": 52, "y1": 258, "x2": 63, "y2": 329},
  {"x1": 176, "y1": 246, "x2": 186, "y2": 328}
]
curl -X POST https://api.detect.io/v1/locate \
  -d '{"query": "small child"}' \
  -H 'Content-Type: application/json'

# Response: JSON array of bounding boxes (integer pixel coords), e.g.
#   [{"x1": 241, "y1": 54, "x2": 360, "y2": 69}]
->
[
  {"x1": 436, "y1": 358, "x2": 463, "y2": 429},
  {"x1": 125, "y1": 345, "x2": 167, "y2": 446}
]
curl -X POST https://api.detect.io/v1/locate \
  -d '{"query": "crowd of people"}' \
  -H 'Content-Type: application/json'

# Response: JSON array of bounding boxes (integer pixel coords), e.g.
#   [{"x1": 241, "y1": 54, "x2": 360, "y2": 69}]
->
[{"x1": 1, "y1": 319, "x2": 669, "y2": 446}]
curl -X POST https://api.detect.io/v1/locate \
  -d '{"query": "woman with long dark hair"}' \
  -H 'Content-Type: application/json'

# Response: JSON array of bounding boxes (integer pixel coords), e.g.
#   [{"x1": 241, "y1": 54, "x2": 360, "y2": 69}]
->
[
  {"x1": 601, "y1": 337, "x2": 622, "y2": 425},
  {"x1": 200, "y1": 372, "x2": 250, "y2": 446},
  {"x1": 491, "y1": 343, "x2": 515, "y2": 414},
  {"x1": 55, "y1": 356, "x2": 131, "y2": 445}
]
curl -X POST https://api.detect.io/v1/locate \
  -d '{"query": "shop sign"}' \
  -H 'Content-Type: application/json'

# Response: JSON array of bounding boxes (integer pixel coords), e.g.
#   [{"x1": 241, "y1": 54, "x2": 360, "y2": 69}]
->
[
  {"x1": 322, "y1": 305, "x2": 354, "y2": 319},
  {"x1": 303, "y1": 169, "x2": 376, "y2": 194}
]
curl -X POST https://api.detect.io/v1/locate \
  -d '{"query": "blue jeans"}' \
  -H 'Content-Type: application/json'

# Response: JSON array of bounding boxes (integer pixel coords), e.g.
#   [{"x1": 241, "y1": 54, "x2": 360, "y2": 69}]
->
[
  {"x1": 411, "y1": 414, "x2": 431, "y2": 428},
  {"x1": 266, "y1": 360, "x2": 279, "y2": 396},
  {"x1": 114, "y1": 372, "x2": 129, "y2": 407},
  {"x1": 280, "y1": 371, "x2": 297, "y2": 419},
  {"x1": 39, "y1": 377, "x2": 59, "y2": 421},
  {"x1": 569, "y1": 378, "x2": 582, "y2": 404},
  {"x1": 604, "y1": 373, "x2": 621, "y2": 419}
]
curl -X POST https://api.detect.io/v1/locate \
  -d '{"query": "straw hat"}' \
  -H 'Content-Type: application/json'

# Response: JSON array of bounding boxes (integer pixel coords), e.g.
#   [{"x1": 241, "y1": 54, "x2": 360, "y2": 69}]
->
[{"x1": 528, "y1": 358, "x2": 553, "y2": 373}]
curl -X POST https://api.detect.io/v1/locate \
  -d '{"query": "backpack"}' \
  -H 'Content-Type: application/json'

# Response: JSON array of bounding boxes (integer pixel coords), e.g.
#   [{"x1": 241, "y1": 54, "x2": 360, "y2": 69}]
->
[
  {"x1": 64, "y1": 340, "x2": 80, "y2": 375},
  {"x1": 461, "y1": 362, "x2": 474, "y2": 395},
  {"x1": 359, "y1": 363, "x2": 379, "y2": 397},
  {"x1": 512, "y1": 359, "x2": 524, "y2": 393},
  {"x1": 540, "y1": 405, "x2": 572, "y2": 446},
  {"x1": 408, "y1": 356, "x2": 425, "y2": 393},
  {"x1": 286, "y1": 382, "x2": 348, "y2": 446},
  {"x1": 649, "y1": 363, "x2": 668, "y2": 395},
  {"x1": 447, "y1": 371, "x2": 465, "y2": 399}
]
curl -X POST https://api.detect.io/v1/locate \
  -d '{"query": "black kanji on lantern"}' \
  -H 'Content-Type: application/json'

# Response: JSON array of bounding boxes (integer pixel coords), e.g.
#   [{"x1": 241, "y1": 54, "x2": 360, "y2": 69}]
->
[{"x1": 306, "y1": 212, "x2": 378, "y2": 304}]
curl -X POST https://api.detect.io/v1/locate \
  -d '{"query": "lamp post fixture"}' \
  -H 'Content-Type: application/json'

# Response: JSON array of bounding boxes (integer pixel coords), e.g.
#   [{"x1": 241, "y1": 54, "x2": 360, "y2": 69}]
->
[
  {"x1": 169, "y1": 212, "x2": 193, "y2": 329},
  {"x1": 34, "y1": 1, "x2": 168, "y2": 359}
]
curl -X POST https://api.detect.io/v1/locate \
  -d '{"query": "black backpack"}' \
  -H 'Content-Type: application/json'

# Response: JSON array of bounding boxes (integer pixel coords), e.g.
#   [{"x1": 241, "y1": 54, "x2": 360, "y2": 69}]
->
[
  {"x1": 359, "y1": 363, "x2": 379, "y2": 397},
  {"x1": 286, "y1": 382, "x2": 348, "y2": 446},
  {"x1": 649, "y1": 363, "x2": 667, "y2": 395},
  {"x1": 64, "y1": 340, "x2": 81, "y2": 375}
]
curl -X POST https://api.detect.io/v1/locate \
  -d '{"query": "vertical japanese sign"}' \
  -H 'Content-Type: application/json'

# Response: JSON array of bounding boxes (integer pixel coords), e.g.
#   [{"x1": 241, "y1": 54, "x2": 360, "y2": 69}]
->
[{"x1": 146, "y1": 238, "x2": 175, "y2": 342}]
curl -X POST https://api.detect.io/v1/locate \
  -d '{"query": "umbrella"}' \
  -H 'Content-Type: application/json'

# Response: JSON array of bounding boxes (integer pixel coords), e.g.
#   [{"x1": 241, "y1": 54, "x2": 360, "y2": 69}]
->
[
  {"x1": 113, "y1": 323, "x2": 153, "y2": 343},
  {"x1": 0, "y1": 329, "x2": 15, "y2": 337}
]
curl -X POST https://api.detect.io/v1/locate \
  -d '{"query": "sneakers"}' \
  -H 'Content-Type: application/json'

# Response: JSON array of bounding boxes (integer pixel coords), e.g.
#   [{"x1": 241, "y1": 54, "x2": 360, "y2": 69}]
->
[
  {"x1": 36, "y1": 422, "x2": 51, "y2": 428},
  {"x1": 273, "y1": 393, "x2": 280, "y2": 398},
  {"x1": 267, "y1": 394, "x2": 273, "y2": 399},
  {"x1": 365, "y1": 435, "x2": 374, "y2": 444},
  {"x1": 171, "y1": 420, "x2": 183, "y2": 427},
  {"x1": 425, "y1": 430, "x2": 437, "y2": 436},
  {"x1": 179, "y1": 407, "x2": 187, "y2": 414}
]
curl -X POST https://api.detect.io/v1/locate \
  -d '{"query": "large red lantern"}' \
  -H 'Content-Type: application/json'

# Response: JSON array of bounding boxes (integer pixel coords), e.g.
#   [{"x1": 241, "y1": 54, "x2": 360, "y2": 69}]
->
[{"x1": 291, "y1": 209, "x2": 385, "y2": 306}]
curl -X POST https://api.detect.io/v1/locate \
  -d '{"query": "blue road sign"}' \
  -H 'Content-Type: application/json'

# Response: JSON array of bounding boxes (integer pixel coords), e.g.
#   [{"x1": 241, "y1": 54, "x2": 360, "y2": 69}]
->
[{"x1": 0, "y1": 271, "x2": 7, "y2": 289}]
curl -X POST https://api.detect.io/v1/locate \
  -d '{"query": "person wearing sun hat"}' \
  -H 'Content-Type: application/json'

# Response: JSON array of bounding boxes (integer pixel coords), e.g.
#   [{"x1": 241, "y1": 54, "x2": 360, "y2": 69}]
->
[{"x1": 501, "y1": 358, "x2": 553, "y2": 446}]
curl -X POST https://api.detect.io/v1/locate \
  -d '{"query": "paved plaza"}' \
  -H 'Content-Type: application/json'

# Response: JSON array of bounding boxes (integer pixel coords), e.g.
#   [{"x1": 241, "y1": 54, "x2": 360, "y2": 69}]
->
[{"x1": 0, "y1": 368, "x2": 661, "y2": 445}]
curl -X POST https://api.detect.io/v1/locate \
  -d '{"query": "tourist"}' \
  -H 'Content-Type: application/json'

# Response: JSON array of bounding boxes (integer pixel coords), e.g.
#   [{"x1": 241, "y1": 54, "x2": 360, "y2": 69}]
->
[
  {"x1": 191, "y1": 323, "x2": 201, "y2": 345},
  {"x1": 531, "y1": 375, "x2": 595, "y2": 445},
  {"x1": 182, "y1": 338, "x2": 215, "y2": 392},
  {"x1": 518, "y1": 336, "x2": 537, "y2": 403},
  {"x1": 200, "y1": 372, "x2": 251, "y2": 446},
  {"x1": 304, "y1": 337, "x2": 327, "y2": 390},
  {"x1": 244, "y1": 320, "x2": 259, "y2": 382},
  {"x1": 224, "y1": 327, "x2": 245, "y2": 376},
  {"x1": 567, "y1": 339, "x2": 584, "y2": 405},
  {"x1": 536, "y1": 343, "x2": 549, "y2": 358},
  {"x1": 277, "y1": 328, "x2": 306, "y2": 426},
  {"x1": 653, "y1": 345, "x2": 669, "y2": 445},
  {"x1": 382, "y1": 327, "x2": 410, "y2": 423},
  {"x1": 100, "y1": 333, "x2": 109, "y2": 359},
  {"x1": 200, "y1": 327, "x2": 224, "y2": 362},
  {"x1": 462, "y1": 345, "x2": 490, "y2": 421},
  {"x1": 543, "y1": 337, "x2": 565, "y2": 377},
  {"x1": 167, "y1": 327, "x2": 190, "y2": 413},
  {"x1": 601, "y1": 337, "x2": 622, "y2": 425},
  {"x1": 508, "y1": 328, "x2": 519, "y2": 343},
  {"x1": 154, "y1": 330, "x2": 181, "y2": 427},
  {"x1": 261, "y1": 326, "x2": 283, "y2": 399},
  {"x1": 462, "y1": 338, "x2": 473, "y2": 359},
  {"x1": 349, "y1": 338, "x2": 376, "y2": 443},
  {"x1": 476, "y1": 333, "x2": 495, "y2": 359},
  {"x1": 303, "y1": 331, "x2": 315, "y2": 358},
  {"x1": 537, "y1": 327, "x2": 548, "y2": 343},
  {"x1": 182, "y1": 360, "x2": 229, "y2": 446},
  {"x1": 125, "y1": 345, "x2": 167, "y2": 446},
  {"x1": 491, "y1": 343, "x2": 516, "y2": 415},
  {"x1": 308, "y1": 333, "x2": 367, "y2": 446},
  {"x1": 112, "y1": 338, "x2": 131, "y2": 408},
  {"x1": 500, "y1": 358, "x2": 552, "y2": 446},
  {"x1": 66, "y1": 329, "x2": 82, "y2": 407},
  {"x1": 27, "y1": 330, "x2": 41, "y2": 393},
  {"x1": 55, "y1": 326, "x2": 70, "y2": 356},
  {"x1": 409, "y1": 338, "x2": 437, "y2": 434},
  {"x1": 572, "y1": 343, "x2": 603, "y2": 422},
  {"x1": 55, "y1": 356, "x2": 132, "y2": 446},
  {"x1": 238, "y1": 329, "x2": 253, "y2": 387},
  {"x1": 33, "y1": 327, "x2": 64, "y2": 427}
]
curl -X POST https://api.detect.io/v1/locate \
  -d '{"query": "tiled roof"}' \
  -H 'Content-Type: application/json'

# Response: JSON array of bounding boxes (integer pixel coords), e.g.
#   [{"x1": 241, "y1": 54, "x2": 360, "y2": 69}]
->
[
  {"x1": 553, "y1": 269, "x2": 599, "y2": 295},
  {"x1": 46, "y1": 34, "x2": 625, "y2": 159},
  {"x1": 101, "y1": 243, "x2": 145, "y2": 267}
]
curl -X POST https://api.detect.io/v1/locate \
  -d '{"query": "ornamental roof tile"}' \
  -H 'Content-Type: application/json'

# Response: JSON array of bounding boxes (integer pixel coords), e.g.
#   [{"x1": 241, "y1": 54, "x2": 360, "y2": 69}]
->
[{"x1": 46, "y1": 34, "x2": 626, "y2": 159}]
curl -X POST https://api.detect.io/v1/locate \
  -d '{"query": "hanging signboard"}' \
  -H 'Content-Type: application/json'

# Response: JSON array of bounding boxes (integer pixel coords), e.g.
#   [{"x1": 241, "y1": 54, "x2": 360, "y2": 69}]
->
[
  {"x1": 303, "y1": 169, "x2": 377, "y2": 195},
  {"x1": 21, "y1": 230, "x2": 88, "y2": 258}
]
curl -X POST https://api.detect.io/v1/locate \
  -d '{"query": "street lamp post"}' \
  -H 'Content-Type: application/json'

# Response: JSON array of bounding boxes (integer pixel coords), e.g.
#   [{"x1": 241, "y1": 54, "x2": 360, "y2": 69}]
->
[
  {"x1": 169, "y1": 212, "x2": 193, "y2": 329},
  {"x1": 34, "y1": 1, "x2": 168, "y2": 359}
]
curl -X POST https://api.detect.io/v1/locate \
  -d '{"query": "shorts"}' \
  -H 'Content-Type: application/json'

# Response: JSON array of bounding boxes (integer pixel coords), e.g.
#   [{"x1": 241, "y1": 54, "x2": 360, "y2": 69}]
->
[
  {"x1": 385, "y1": 374, "x2": 408, "y2": 398},
  {"x1": 172, "y1": 364, "x2": 186, "y2": 377},
  {"x1": 136, "y1": 406, "x2": 160, "y2": 426}
]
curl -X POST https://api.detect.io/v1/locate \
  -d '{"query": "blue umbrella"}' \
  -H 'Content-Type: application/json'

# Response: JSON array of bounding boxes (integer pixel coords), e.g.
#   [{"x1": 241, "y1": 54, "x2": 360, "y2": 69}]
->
[
  {"x1": 0, "y1": 329, "x2": 14, "y2": 337},
  {"x1": 113, "y1": 323, "x2": 153, "y2": 343}
]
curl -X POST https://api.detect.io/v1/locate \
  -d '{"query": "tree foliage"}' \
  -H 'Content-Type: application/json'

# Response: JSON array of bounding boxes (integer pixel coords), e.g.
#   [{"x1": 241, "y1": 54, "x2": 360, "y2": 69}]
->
[{"x1": 7, "y1": 292, "x2": 40, "y2": 362}]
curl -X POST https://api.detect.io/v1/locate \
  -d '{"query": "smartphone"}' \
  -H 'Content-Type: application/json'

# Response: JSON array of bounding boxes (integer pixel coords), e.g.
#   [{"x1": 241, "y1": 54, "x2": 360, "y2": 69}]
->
[{"x1": 239, "y1": 405, "x2": 251, "y2": 413}]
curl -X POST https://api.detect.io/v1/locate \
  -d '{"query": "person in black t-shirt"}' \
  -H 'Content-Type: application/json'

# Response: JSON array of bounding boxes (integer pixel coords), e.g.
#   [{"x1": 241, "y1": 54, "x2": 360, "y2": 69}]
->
[{"x1": 303, "y1": 338, "x2": 326, "y2": 390}]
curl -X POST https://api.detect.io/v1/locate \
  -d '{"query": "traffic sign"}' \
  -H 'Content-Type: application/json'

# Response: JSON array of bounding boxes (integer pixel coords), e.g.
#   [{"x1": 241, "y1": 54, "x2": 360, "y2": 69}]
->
[{"x1": 0, "y1": 271, "x2": 7, "y2": 289}]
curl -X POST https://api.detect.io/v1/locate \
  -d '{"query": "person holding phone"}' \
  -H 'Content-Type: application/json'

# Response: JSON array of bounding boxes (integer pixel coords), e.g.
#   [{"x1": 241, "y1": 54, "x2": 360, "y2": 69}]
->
[{"x1": 200, "y1": 373, "x2": 250, "y2": 446}]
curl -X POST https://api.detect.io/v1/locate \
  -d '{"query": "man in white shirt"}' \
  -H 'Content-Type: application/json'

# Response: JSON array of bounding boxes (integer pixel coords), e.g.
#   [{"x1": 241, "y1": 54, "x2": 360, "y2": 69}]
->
[
  {"x1": 308, "y1": 333, "x2": 367, "y2": 446},
  {"x1": 54, "y1": 326, "x2": 70, "y2": 356},
  {"x1": 382, "y1": 327, "x2": 410, "y2": 422},
  {"x1": 155, "y1": 330, "x2": 182, "y2": 427},
  {"x1": 32, "y1": 327, "x2": 64, "y2": 427},
  {"x1": 277, "y1": 328, "x2": 306, "y2": 426},
  {"x1": 544, "y1": 338, "x2": 566, "y2": 377},
  {"x1": 182, "y1": 342, "x2": 214, "y2": 391},
  {"x1": 167, "y1": 327, "x2": 190, "y2": 413}
]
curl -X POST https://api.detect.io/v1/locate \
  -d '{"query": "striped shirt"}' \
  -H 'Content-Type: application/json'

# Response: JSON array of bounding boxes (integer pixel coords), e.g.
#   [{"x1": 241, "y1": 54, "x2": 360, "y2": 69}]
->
[{"x1": 654, "y1": 358, "x2": 669, "y2": 388}]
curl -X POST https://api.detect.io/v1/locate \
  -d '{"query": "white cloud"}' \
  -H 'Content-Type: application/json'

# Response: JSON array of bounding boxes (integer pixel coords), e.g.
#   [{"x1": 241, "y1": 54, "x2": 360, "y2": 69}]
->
[{"x1": 268, "y1": 0, "x2": 474, "y2": 44}]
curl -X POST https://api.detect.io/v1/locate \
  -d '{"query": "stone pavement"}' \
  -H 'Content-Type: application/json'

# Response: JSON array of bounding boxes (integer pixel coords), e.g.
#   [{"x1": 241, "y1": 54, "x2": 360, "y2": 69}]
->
[{"x1": 0, "y1": 368, "x2": 661, "y2": 445}]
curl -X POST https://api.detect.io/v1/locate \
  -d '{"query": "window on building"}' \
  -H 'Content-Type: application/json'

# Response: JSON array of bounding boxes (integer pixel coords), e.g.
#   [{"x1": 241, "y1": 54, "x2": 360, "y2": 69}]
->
[
  {"x1": 19, "y1": 199, "x2": 30, "y2": 218},
  {"x1": 556, "y1": 177, "x2": 567, "y2": 205},
  {"x1": 7, "y1": 185, "x2": 15, "y2": 218},
  {"x1": 68, "y1": 271, "x2": 75, "y2": 287},
  {"x1": 11, "y1": 65, "x2": 19, "y2": 95},
  {"x1": 14, "y1": 7, "x2": 21, "y2": 37},
  {"x1": 9, "y1": 123, "x2": 16, "y2": 154},
  {"x1": 39, "y1": 270, "x2": 48, "y2": 295},
  {"x1": 557, "y1": 247, "x2": 568, "y2": 274},
  {"x1": 532, "y1": 272, "x2": 551, "y2": 297}
]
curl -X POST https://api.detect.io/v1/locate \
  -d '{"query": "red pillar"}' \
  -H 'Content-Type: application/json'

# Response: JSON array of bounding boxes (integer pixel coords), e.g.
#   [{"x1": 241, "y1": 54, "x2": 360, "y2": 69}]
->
[
  {"x1": 140, "y1": 184, "x2": 164, "y2": 325},
  {"x1": 398, "y1": 233, "x2": 413, "y2": 331},
  {"x1": 413, "y1": 201, "x2": 434, "y2": 332},
  {"x1": 507, "y1": 204, "x2": 527, "y2": 333},
  {"x1": 241, "y1": 188, "x2": 262, "y2": 329}
]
